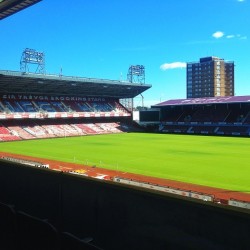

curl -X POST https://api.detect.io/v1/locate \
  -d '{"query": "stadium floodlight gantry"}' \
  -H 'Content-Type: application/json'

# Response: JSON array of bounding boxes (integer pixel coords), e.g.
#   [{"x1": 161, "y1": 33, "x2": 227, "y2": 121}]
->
[
  {"x1": 0, "y1": 0, "x2": 42, "y2": 20},
  {"x1": 127, "y1": 65, "x2": 145, "y2": 84},
  {"x1": 123, "y1": 65, "x2": 146, "y2": 111},
  {"x1": 20, "y1": 48, "x2": 45, "y2": 74}
]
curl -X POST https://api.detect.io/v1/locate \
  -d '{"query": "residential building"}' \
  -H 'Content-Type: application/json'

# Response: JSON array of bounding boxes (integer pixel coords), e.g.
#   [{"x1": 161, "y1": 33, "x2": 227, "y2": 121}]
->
[{"x1": 186, "y1": 56, "x2": 234, "y2": 98}]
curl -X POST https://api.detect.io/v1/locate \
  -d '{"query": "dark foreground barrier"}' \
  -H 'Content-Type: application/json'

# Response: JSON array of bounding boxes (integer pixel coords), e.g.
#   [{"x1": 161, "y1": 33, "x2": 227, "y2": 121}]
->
[{"x1": 0, "y1": 159, "x2": 250, "y2": 250}]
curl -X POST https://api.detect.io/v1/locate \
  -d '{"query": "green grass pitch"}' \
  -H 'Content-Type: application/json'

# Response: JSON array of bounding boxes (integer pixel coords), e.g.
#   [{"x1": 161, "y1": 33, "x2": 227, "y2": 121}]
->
[{"x1": 1, "y1": 133, "x2": 250, "y2": 192}]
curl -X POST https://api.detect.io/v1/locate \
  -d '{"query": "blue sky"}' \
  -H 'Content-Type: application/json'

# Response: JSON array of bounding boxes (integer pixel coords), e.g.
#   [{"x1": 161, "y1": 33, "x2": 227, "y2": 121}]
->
[{"x1": 1, "y1": 0, "x2": 249, "y2": 107}]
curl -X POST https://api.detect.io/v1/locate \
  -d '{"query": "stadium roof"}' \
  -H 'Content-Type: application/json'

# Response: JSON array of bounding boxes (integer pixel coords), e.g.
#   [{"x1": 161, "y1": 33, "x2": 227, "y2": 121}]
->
[
  {"x1": 153, "y1": 95, "x2": 250, "y2": 107},
  {"x1": 0, "y1": 0, "x2": 41, "y2": 20},
  {"x1": 0, "y1": 70, "x2": 151, "y2": 98}
]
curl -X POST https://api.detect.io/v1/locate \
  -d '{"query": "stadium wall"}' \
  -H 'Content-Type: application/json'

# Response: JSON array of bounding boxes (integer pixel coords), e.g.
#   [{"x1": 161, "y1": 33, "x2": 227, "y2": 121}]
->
[{"x1": 0, "y1": 160, "x2": 250, "y2": 249}]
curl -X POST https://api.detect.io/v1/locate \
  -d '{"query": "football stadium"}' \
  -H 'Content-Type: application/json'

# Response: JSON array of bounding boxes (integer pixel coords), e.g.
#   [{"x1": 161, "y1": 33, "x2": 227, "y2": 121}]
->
[{"x1": 1, "y1": 1, "x2": 250, "y2": 250}]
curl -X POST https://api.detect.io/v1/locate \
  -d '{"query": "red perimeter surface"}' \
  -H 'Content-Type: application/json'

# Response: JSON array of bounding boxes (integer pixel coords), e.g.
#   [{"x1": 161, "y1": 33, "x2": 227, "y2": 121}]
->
[{"x1": 1, "y1": 152, "x2": 250, "y2": 203}]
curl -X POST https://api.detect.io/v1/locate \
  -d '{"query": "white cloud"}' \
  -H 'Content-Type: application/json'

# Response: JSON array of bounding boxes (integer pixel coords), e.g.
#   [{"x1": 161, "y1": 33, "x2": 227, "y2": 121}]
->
[
  {"x1": 227, "y1": 34, "x2": 247, "y2": 40},
  {"x1": 237, "y1": 0, "x2": 245, "y2": 2},
  {"x1": 212, "y1": 31, "x2": 247, "y2": 40},
  {"x1": 160, "y1": 62, "x2": 186, "y2": 71},
  {"x1": 212, "y1": 31, "x2": 224, "y2": 39}
]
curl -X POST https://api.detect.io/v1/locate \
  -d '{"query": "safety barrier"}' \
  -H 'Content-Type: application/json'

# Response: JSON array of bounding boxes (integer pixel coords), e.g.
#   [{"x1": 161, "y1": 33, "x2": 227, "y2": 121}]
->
[
  {"x1": 228, "y1": 199, "x2": 250, "y2": 210},
  {"x1": 113, "y1": 177, "x2": 214, "y2": 202},
  {"x1": 1, "y1": 156, "x2": 49, "y2": 169}
]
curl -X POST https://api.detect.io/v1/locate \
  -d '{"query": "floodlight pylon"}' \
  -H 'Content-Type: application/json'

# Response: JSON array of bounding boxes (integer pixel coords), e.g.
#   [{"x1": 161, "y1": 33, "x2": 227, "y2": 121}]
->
[
  {"x1": 127, "y1": 65, "x2": 145, "y2": 84},
  {"x1": 20, "y1": 48, "x2": 45, "y2": 74},
  {"x1": 122, "y1": 65, "x2": 145, "y2": 112}
]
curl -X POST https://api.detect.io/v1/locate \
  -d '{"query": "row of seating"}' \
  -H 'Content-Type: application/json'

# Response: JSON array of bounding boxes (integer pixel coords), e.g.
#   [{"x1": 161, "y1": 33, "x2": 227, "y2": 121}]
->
[
  {"x1": 0, "y1": 100, "x2": 128, "y2": 114},
  {"x1": 159, "y1": 124, "x2": 250, "y2": 136},
  {"x1": 0, "y1": 201, "x2": 102, "y2": 250},
  {"x1": 0, "y1": 121, "x2": 126, "y2": 141},
  {"x1": 0, "y1": 126, "x2": 21, "y2": 141},
  {"x1": 163, "y1": 107, "x2": 250, "y2": 124}
]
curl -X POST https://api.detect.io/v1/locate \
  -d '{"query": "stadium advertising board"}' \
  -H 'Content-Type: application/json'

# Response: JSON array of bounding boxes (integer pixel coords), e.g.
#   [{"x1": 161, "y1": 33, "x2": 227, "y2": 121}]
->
[
  {"x1": 1, "y1": 94, "x2": 109, "y2": 102},
  {"x1": 228, "y1": 200, "x2": 250, "y2": 210},
  {"x1": 113, "y1": 177, "x2": 213, "y2": 202}
]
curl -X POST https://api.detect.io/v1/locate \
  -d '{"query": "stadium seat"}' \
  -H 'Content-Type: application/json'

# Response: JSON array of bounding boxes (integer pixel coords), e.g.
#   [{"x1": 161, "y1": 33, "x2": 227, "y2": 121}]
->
[
  {"x1": 61, "y1": 232, "x2": 103, "y2": 250},
  {"x1": 0, "y1": 202, "x2": 18, "y2": 250},
  {"x1": 17, "y1": 211, "x2": 60, "y2": 250}
]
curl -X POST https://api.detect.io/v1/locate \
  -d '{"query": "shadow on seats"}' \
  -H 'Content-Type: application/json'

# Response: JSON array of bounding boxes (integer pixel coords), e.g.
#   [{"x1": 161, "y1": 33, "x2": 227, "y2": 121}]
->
[
  {"x1": 61, "y1": 231, "x2": 103, "y2": 250},
  {"x1": 17, "y1": 211, "x2": 60, "y2": 250},
  {"x1": 0, "y1": 202, "x2": 18, "y2": 250}
]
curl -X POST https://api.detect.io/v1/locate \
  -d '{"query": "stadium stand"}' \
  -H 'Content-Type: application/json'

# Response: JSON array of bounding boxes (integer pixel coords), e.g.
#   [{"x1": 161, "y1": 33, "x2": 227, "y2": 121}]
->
[
  {"x1": 0, "y1": 70, "x2": 151, "y2": 142},
  {"x1": 149, "y1": 96, "x2": 250, "y2": 137}
]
